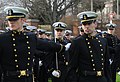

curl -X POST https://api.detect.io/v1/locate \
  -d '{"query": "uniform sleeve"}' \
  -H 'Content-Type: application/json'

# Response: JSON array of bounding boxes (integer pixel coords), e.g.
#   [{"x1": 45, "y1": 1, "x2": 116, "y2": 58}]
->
[
  {"x1": 65, "y1": 40, "x2": 79, "y2": 82},
  {"x1": 36, "y1": 38, "x2": 65, "y2": 53},
  {"x1": 0, "y1": 44, "x2": 2, "y2": 82},
  {"x1": 0, "y1": 65, "x2": 2, "y2": 82},
  {"x1": 104, "y1": 42, "x2": 112, "y2": 82},
  {"x1": 111, "y1": 43, "x2": 120, "y2": 82}
]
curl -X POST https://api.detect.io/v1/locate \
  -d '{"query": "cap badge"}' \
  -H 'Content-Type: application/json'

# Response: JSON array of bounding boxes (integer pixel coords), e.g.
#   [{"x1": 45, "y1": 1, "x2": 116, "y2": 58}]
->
[
  {"x1": 58, "y1": 24, "x2": 62, "y2": 28},
  {"x1": 83, "y1": 14, "x2": 87, "y2": 20},
  {"x1": 8, "y1": 9, "x2": 13, "y2": 16}
]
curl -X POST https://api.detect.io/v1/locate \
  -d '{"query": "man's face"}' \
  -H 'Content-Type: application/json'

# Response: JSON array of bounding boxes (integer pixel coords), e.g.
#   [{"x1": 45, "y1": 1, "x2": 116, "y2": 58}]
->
[
  {"x1": 65, "y1": 34, "x2": 71, "y2": 40},
  {"x1": 55, "y1": 29, "x2": 64, "y2": 39},
  {"x1": 7, "y1": 17, "x2": 25, "y2": 30},
  {"x1": 81, "y1": 20, "x2": 97, "y2": 35},
  {"x1": 107, "y1": 28, "x2": 115, "y2": 35}
]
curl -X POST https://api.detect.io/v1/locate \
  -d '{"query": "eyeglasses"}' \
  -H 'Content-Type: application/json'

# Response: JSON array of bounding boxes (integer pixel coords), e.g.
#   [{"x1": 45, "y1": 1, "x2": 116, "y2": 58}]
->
[
  {"x1": 7, "y1": 17, "x2": 20, "y2": 21},
  {"x1": 82, "y1": 20, "x2": 96, "y2": 26}
]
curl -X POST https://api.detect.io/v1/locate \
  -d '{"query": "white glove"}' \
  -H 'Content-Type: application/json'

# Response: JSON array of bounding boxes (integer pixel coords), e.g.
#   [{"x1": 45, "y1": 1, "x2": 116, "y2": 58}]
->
[
  {"x1": 52, "y1": 70, "x2": 61, "y2": 78},
  {"x1": 65, "y1": 43, "x2": 71, "y2": 51},
  {"x1": 109, "y1": 59, "x2": 113, "y2": 65},
  {"x1": 39, "y1": 60, "x2": 43, "y2": 66},
  {"x1": 118, "y1": 71, "x2": 120, "y2": 75}
]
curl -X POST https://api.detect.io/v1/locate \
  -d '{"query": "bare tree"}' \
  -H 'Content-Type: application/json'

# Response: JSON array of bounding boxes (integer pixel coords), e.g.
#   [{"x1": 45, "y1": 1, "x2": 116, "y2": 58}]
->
[
  {"x1": 19, "y1": 0, "x2": 80, "y2": 25},
  {"x1": 76, "y1": 0, "x2": 106, "y2": 12}
]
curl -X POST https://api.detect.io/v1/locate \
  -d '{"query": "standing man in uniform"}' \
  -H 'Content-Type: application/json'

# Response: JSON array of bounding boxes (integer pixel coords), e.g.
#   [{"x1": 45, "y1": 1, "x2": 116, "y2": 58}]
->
[
  {"x1": 47, "y1": 22, "x2": 69, "y2": 82},
  {"x1": 0, "y1": 6, "x2": 64, "y2": 82},
  {"x1": 105, "y1": 23, "x2": 120, "y2": 62},
  {"x1": 64, "y1": 30, "x2": 72, "y2": 43},
  {"x1": 105, "y1": 23, "x2": 120, "y2": 82},
  {"x1": 66, "y1": 11, "x2": 112, "y2": 82}
]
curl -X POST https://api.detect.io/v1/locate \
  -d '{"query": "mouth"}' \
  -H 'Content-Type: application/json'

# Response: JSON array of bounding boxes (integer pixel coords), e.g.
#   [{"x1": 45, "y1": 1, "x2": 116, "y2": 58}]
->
[{"x1": 85, "y1": 30, "x2": 89, "y2": 32}]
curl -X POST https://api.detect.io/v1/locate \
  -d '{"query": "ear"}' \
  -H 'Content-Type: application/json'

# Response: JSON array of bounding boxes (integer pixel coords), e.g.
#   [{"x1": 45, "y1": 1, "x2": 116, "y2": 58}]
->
[
  {"x1": 21, "y1": 18, "x2": 26, "y2": 23},
  {"x1": 94, "y1": 22, "x2": 97, "y2": 28}
]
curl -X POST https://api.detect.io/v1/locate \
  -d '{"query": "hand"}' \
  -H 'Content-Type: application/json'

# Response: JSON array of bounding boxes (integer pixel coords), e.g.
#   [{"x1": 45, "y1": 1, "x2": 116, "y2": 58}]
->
[
  {"x1": 65, "y1": 43, "x2": 71, "y2": 51},
  {"x1": 52, "y1": 70, "x2": 61, "y2": 78},
  {"x1": 118, "y1": 71, "x2": 120, "y2": 75},
  {"x1": 39, "y1": 61, "x2": 43, "y2": 66}
]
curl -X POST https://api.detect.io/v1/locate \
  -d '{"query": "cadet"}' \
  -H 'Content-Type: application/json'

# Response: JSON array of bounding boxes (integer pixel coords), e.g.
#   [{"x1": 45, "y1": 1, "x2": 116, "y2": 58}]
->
[
  {"x1": 37, "y1": 29, "x2": 46, "y2": 39},
  {"x1": 64, "y1": 30, "x2": 72, "y2": 43},
  {"x1": 105, "y1": 23, "x2": 120, "y2": 82},
  {"x1": 45, "y1": 31, "x2": 52, "y2": 40},
  {"x1": 0, "y1": 6, "x2": 64, "y2": 82},
  {"x1": 105, "y1": 23, "x2": 120, "y2": 62},
  {"x1": 66, "y1": 11, "x2": 112, "y2": 82},
  {"x1": 48, "y1": 22, "x2": 69, "y2": 82},
  {"x1": 24, "y1": 26, "x2": 37, "y2": 33}
]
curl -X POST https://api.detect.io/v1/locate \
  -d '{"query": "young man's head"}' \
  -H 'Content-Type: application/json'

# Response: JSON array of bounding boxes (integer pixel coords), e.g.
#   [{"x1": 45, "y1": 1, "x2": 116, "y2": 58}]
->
[
  {"x1": 77, "y1": 11, "x2": 98, "y2": 35},
  {"x1": 4, "y1": 7, "x2": 29, "y2": 31},
  {"x1": 37, "y1": 29, "x2": 46, "y2": 39},
  {"x1": 45, "y1": 31, "x2": 52, "y2": 40},
  {"x1": 24, "y1": 26, "x2": 37, "y2": 32},
  {"x1": 106, "y1": 23, "x2": 117, "y2": 35},
  {"x1": 52, "y1": 22, "x2": 67, "y2": 39},
  {"x1": 65, "y1": 30, "x2": 72, "y2": 40}
]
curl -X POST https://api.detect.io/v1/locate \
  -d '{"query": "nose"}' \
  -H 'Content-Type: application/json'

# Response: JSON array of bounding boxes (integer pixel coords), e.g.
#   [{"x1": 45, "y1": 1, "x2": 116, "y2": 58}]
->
[{"x1": 84, "y1": 25, "x2": 89, "y2": 28}]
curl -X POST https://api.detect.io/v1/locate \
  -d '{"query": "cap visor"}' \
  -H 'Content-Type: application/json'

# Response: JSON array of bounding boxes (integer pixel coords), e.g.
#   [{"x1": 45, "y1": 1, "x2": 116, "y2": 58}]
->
[{"x1": 6, "y1": 15, "x2": 25, "y2": 19}]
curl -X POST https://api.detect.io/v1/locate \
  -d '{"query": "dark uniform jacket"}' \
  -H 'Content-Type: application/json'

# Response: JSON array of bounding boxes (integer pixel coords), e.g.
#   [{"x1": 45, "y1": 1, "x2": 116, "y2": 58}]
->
[
  {"x1": 104, "y1": 34, "x2": 120, "y2": 82},
  {"x1": 66, "y1": 34, "x2": 112, "y2": 82},
  {"x1": 48, "y1": 38, "x2": 69, "y2": 82},
  {"x1": 111, "y1": 43, "x2": 120, "y2": 82},
  {"x1": 105, "y1": 34, "x2": 120, "y2": 59},
  {"x1": 0, "y1": 31, "x2": 64, "y2": 82}
]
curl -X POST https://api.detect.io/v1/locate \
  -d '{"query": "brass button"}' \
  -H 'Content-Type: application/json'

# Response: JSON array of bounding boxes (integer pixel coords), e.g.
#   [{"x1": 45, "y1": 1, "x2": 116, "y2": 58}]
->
[
  {"x1": 89, "y1": 46, "x2": 91, "y2": 48},
  {"x1": 90, "y1": 51, "x2": 92, "y2": 53},
  {"x1": 28, "y1": 57, "x2": 30, "y2": 60},
  {"x1": 102, "y1": 63, "x2": 104, "y2": 65},
  {"x1": 12, "y1": 34, "x2": 14, "y2": 36},
  {"x1": 101, "y1": 49, "x2": 103, "y2": 51},
  {"x1": 13, "y1": 44, "x2": 16, "y2": 46},
  {"x1": 91, "y1": 55, "x2": 93, "y2": 57},
  {"x1": 86, "y1": 38, "x2": 88, "y2": 40},
  {"x1": 28, "y1": 47, "x2": 30, "y2": 49},
  {"x1": 100, "y1": 44, "x2": 102, "y2": 47},
  {"x1": 93, "y1": 68, "x2": 95, "y2": 70},
  {"x1": 26, "y1": 36, "x2": 29, "y2": 38},
  {"x1": 28, "y1": 52, "x2": 31, "y2": 54},
  {"x1": 27, "y1": 41, "x2": 29, "y2": 44},
  {"x1": 101, "y1": 58, "x2": 103, "y2": 60},
  {"x1": 96, "y1": 38, "x2": 98, "y2": 39},
  {"x1": 16, "y1": 65, "x2": 19, "y2": 67},
  {"x1": 15, "y1": 60, "x2": 18, "y2": 62},
  {"x1": 93, "y1": 64, "x2": 95, "y2": 66},
  {"x1": 66, "y1": 62, "x2": 68, "y2": 65},
  {"x1": 27, "y1": 63, "x2": 30, "y2": 65},
  {"x1": 88, "y1": 42, "x2": 90, "y2": 44},
  {"x1": 15, "y1": 54, "x2": 18, "y2": 57},
  {"x1": 14, "y1": 49, "x2": 17, "y2": 52},
  {"x1": 13, "y1": 38, "x2": 15, "y2": 41},
  {"x1": 101, "y1": 54, "x2": 103, "y2": 56}
]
